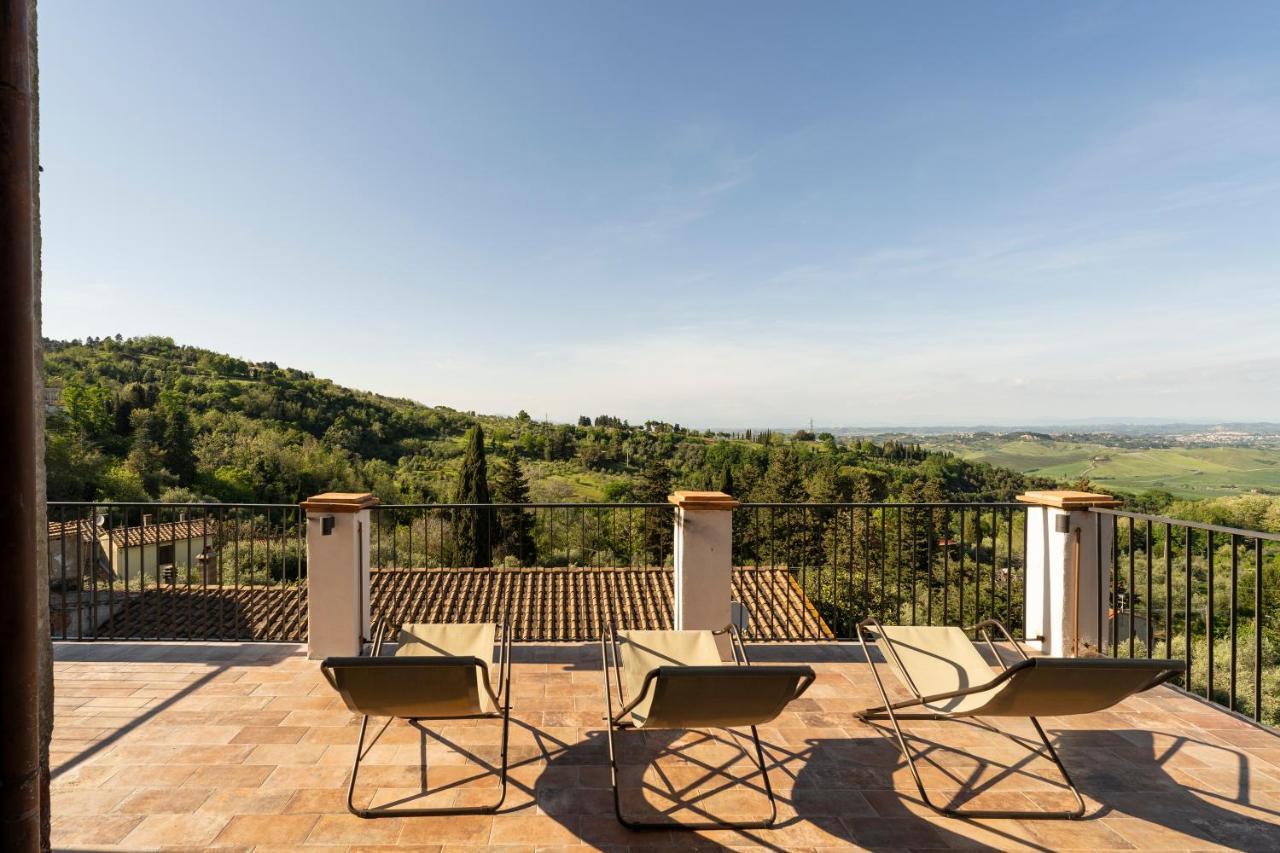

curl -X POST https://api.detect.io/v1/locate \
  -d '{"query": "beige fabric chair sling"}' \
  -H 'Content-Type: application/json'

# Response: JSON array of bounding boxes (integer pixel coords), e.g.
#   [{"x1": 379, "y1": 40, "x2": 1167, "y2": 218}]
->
[
  {"x1": 856, "y1": 616, "x2": 1184, "y2": 819},
  {"x1": 321, "y1": 619, "x2": 512, "y2": 818},
  {"x1": 601, "y1": 622, "x2": 815, "y2": 830}
]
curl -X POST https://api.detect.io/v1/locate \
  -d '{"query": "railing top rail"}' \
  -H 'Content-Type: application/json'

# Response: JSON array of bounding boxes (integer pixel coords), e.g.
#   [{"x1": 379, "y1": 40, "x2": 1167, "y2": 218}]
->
[
  {"x1": 1090, "y1": 506, "x2": 1280, "y2": 542},
  {"x1": 48, "y1": 501, "x2": 300, "y2": 510},
  {"x1": 737, "y1": 501, "x2": 1026, "y2": 509},
  {"x1": 373, "y1": 502, "x2": 672, "y2": 510}
]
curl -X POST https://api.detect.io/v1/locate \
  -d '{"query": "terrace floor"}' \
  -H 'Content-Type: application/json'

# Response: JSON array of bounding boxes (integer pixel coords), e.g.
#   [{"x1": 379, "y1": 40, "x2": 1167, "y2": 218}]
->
[{"x1": 51, "y1": 642, "x2": 1280, "y2": 852}]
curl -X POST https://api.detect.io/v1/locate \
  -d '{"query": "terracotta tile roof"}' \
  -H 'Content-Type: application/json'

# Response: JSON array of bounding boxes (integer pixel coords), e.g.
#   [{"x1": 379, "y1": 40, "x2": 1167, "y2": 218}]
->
[
  {"x1": 80, "y1": 567, "x2": 833, "y2": 643},
  {"x1": 103, "y1": 517, "x2": 220, "y2": 548},
  {"x1": 373, "y1": 567, "x2": 832, "y2": 642},
  {"x1": 47, "y1": 519, "x2": 99, "y2": 543},
  {"x1": 92, "y1": 586, "x2": 307, "y2": 642}
]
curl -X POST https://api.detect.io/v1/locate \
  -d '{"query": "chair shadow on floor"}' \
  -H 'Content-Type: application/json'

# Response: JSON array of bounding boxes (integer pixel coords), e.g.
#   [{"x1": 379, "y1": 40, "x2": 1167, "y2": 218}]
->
[
  {"x1": 533, "y1": 724, "x2": 1003, "y2": 852},
  {"x1": 793, "y1": 721, "x2": 1280, "y2": 852}
]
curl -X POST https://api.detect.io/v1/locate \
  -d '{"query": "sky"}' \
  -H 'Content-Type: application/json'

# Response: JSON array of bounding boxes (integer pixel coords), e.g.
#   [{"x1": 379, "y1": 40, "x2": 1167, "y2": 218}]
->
[{"x1": 39, "y1": 2, "x2": 1280, "y2": 428}]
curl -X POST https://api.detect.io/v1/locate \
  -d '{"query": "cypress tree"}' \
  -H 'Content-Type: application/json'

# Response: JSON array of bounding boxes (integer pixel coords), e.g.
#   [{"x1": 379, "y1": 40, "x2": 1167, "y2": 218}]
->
[
  {"x1": 162, "y1": 405, "x2": 197, "y2": 486},
  {"x1": 493, "y1": 452, "x2": 535, "y2": 565},
  {"x1": 718, "y1": 465, "x2": 735, "y2": 498},
  {"x1": 634, "y1": 460, "x2": 673, "y2": 565},
  {"x1": 453, "y1": 424, "x2": 492, "y2": 567}
]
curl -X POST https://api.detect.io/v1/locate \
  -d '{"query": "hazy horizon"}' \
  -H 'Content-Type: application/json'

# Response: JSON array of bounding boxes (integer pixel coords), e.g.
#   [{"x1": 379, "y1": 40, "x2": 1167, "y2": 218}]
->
[{"x1": 40, "y1": 2, "x2": 1280, "y2": 425}]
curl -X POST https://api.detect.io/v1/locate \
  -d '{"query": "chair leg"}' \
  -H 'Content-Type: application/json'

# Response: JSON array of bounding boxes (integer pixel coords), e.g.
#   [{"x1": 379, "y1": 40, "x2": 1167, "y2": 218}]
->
[
  {"x1": 606, "y1": 719, "x2": 779, "y2": 831},
  {"x1": 346, "y1": 708, "x2": 511, "y2": 818},
  {"x1": 874, "y1": 708, "x2": 1087, "y2": 820}
]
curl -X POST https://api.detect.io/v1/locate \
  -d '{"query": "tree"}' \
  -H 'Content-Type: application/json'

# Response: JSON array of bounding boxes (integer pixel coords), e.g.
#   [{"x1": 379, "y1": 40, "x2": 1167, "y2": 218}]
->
[
  {"x1": 634, "y1": 459, "x2": 672, "y2": 503},
  {"x1": 718, "y1": 465, "x2": 736, "y2": 497},
  {"x1": 62, "y1": 383, "x2": 112, "y2": 438},
  {"x1": 126, "y1": 409, "x2": 175, "y2": 496},
  {"x1": 162, "y1": 403, "x2": 197, "y2": 486},
  {"x1": 452, "y1": 424, "x2": 492, "y2": 567},
  {"x1": 493, "y1": 452, "x2": 535, "y2": 565},
  {"x1": 634, "y1": 459, "x2": 673, "y2": 565}
]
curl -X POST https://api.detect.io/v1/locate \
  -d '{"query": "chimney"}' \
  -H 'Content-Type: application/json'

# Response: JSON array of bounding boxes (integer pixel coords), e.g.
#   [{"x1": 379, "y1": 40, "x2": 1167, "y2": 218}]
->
[{"x1": 142, "y1": 514, "x2": 152, "y2": 526}]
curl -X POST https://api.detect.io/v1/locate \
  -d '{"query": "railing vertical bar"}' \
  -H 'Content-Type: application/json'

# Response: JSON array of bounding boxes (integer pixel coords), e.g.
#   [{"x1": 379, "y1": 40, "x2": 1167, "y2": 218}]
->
[
  {"x1": 1096, "y1": 511, "x2": 1105, "y2": 654},
  {"x1": 941, "y1": 509, "x2": 950, "y2": 628},
  {"x1": 217, "y1": 506, "x2": 225, "y2": 642},
  {"x1": 57, "y1": 505, "x2": 67, "y2": 641},
  {"x1": 957, "y1": 508, "x2": 965, "y2": 629},
  {"x1": 1110, "y1": 517, "x2": 1118, "y2": 657},
  {"x1": 1128, "y1": 517, "x2": 1136, "y2": 658},
  {"x1": 1145, "y1": 519, "x2": 1153, "y2": 659},
  {"x1": 1005, "y1": 507, "x2": 1013, "y2": 631},
  {"x1": 123, "y1": 506, "x2": 133, "y2": 640},
  {"x1": 908, "y1": 507, "x2": 917, "y2": 626},
  {"x1": 988, "y1": 506, "x2": 996, "y2": 621},
  {"x1": 862, "y1": 506, "x2": 870, "y2": 626},
  {"x1": 1255, "y1": 539, "x2": 1264, "y2": 723},
  {"x1": 1020, "y1": 508, "x2": 1028, "y2": 640},
  {"x1": 1229, "y1": 534, "x2": 1238, "y2": 712},
  {"x1": 1184, "y1": 527, "x2": 1193, "y2": 690},
  {"x1": 973, "y1": 510, "x2": 980, "y2": 625},
  {"x1": 1164, "y1": 523, "x2": 1173, "y2": 659},
  {"x1": 279, "y1": 505, "x2": 289, "y2": 642},
  {"x1": 895, "y1": 507, "x2": 903, "y2": 624},
  {"x1": 75, "y1": 505, "x2": 86, "y2": 641},
  {"x1": 844, "y1": 507, "x2": 854, "y2": 638},
  {"x1": 233, "y1": 506, "x2": 241, "y2": 641},
  {"x1": 926, "y1": 508, "x2": 935, "y2": 626},
  {"x1": 186, "y1": 506, "x2": 194, "y2": 640},
  {"x1": 1206, "y1": 530, "x2": 1215, "y2": 702},
  {"x1": 879, "y1": 508, "x2": 887, "y2": 621}
]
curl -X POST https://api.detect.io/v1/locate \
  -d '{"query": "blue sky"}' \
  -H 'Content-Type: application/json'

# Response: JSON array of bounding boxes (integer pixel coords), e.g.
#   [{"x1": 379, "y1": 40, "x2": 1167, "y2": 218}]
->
[{"x1": 40, "y1": 2, "x2": 1280, "y2": 427}]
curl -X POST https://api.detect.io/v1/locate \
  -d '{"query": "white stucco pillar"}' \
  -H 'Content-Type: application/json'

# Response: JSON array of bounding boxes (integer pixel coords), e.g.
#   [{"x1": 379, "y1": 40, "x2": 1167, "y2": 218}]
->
[
  {"x1": 302, "y1": 492, "x2": 378, "y2": 660},
  {"x1": 1019, "y1": 490, "x2": 1119, "y2": 657},
  {"x1": 671, "y1": 490, "x2": 739, "y2": 659}
]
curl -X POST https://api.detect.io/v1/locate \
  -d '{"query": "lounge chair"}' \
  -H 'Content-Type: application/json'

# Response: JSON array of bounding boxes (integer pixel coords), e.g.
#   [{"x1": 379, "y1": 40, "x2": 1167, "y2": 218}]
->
[
  {"x1": 321, "y1": 620, "x2": 512, "y2": 818},
  {"x1": 601, "y1": 623, "x2": 816, "y2": 830},
  {"x1": 855, "y1": 616, "x2": 1185, "y2": 819}
]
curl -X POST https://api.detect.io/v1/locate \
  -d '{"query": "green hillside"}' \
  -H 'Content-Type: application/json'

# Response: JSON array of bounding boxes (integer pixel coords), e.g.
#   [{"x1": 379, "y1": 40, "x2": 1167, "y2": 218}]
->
[
  {"x1": 43, "y1": 336, "x2": 1053, "y2": 506},
  {"x1": 929, "y1": 436, "x2": 1280, "y2": 499}
]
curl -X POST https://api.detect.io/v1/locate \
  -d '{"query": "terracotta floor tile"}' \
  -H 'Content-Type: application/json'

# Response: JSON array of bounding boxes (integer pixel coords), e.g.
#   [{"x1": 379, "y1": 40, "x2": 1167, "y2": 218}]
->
[
  {"x1": 229, "y1": 724, "x2": 310, "y2": 744},
  {"x1": 308, "y1": 812, "x2": 405, "y2": 843},
  {"x1": 398, "y1": 814, "x2": 495, "y2": 844},
  {"x1": 51, "y1": 814, "x2": 143, "y2": 845},
  {"x1": 214, "y1": 813, "x2": 319, "y2": 844},
  {"x1": 119, "y1": 812, "x2": 231, "y2": 846},
  {"x1": 197, "y1": 786, "x2": 297, "y2": 815},
  {"x1": 51, "y1": 640, "x2": 1280, "y2": 850},
  {"x1": 116, "y1": 785, "x2": 214, "y2": 814}
]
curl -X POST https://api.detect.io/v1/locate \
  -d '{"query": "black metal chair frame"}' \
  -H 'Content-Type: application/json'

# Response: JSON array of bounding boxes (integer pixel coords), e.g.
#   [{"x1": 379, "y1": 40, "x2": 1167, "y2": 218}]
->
[
  {"x1": 855, "y1": 615, "x2": 1180, "y2": 820},
  {"x1": 600, "y1": 621, "x2": 813, "y2": 831},
  {"x1": 337, "y1": 616, "x2": 513, "y2": 818}
]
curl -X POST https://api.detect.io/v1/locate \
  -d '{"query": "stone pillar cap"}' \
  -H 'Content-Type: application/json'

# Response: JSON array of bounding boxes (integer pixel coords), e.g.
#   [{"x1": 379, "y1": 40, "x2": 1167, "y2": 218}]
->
[
  {"x1": 668, "y1": 490, "x2": 740, "y2": 510},
  {"x1": 1016, "y1": 490, "x2": 1121, "y2": 509},
  {"x1": 300, "y1": 492, "x2": 380, "y2": 513}
]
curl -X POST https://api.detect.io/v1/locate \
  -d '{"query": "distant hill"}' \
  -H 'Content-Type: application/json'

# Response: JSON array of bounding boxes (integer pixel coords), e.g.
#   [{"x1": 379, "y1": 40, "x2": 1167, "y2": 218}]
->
[
  {"x1": 922, "y1": 434, "x2": 1280, "y2": 500},
  {"x1": 42, "y1": 336, "x2": 1053, "y2": 506}
]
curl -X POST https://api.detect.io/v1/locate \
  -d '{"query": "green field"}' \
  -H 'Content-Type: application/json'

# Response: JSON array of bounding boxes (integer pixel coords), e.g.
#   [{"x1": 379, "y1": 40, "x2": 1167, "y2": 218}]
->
[{"x1": 925, "y1": 437, "x2": 1280, "y2": 499}]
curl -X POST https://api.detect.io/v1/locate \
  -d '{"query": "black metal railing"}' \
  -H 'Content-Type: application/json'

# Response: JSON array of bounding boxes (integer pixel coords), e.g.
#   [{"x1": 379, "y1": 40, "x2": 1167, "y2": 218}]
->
[
  {"x1": 47, "y1": 502, "x2": 305, "y2": 642},
  {"x1": 1091, "y1": 507, "x2": 1280, "y2": 725},
  {"x1": 368, "y1": 503, "x2": 674, "y2": 641},
  {"x1": 46, "y1": 499, "x2": 1031, "y2": 646},
  {"x1": 733, "y1": 503, "x2": 1028, "y2": 641},
  {"x1": 370, "y1": 503, "x2": 674, "y2": 570}
]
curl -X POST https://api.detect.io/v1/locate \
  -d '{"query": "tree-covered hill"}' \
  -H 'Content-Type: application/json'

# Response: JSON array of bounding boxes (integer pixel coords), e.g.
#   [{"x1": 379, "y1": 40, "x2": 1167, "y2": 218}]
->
[{"x1": 44, "y1": 336, "x2": 1057, "y2": 505}]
